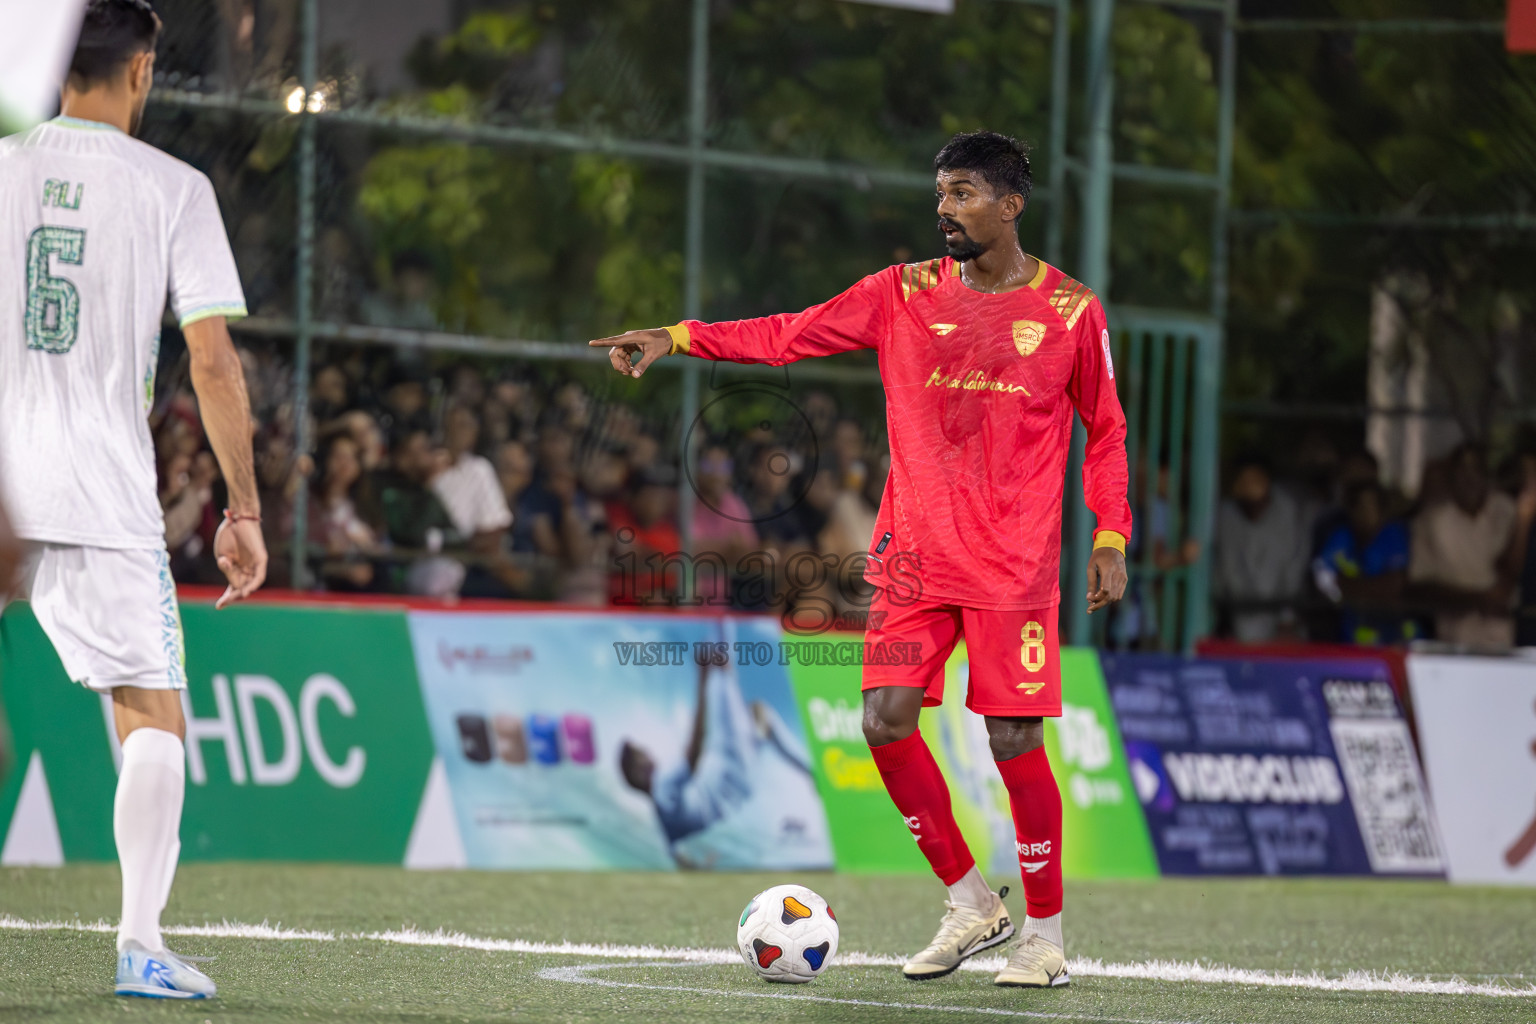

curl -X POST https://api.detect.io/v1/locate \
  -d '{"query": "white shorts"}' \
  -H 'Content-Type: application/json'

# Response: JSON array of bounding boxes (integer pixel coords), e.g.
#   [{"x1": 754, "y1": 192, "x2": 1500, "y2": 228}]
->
[{"x1": 11, "y1": 543, "x2": 186, "y2": 693}]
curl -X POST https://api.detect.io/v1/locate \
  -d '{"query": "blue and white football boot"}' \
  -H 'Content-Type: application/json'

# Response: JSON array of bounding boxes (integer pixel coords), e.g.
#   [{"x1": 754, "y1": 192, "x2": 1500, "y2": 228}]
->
[{"x1": 114, "y1": 940, "x2": 217, "y2": 999}]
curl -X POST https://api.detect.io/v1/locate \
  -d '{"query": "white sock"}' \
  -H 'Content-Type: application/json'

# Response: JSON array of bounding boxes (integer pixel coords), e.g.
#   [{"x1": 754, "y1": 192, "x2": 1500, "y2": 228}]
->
[
  {"x1": 1025, "y1": 912, "x2": 1064, "y2": 951},
  {"x1": 947, "y1": 864, "x2": 995, "y2": 912},
  {"x1": 114, "y1": 728, "x2": 185, "y2": 954}
]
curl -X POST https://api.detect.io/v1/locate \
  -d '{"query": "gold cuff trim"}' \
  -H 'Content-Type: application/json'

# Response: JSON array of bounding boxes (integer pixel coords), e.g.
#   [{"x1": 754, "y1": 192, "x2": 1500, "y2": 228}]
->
[
  {"x1": 664, "y1": 323, "x2": 691, "y2": 355},
  {"x1": 1094, "y1": 530, "x2": 1127, "y2": 555}
]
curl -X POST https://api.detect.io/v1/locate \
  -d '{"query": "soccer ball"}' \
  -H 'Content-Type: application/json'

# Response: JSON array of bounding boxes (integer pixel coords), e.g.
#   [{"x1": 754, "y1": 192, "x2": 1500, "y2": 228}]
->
[{"x1": 736, "y1": 884, "x2": 839, "y2": 984}]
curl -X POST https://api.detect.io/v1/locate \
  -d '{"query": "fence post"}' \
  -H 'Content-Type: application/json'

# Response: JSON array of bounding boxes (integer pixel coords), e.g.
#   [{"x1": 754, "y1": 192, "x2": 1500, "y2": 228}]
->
[
  {"x1": 1184, "y1": 0, "x2": 1238, "y2": 650},
  {"x1": 1068, "y1": 0, "x2": 1117, "y2": 647},
  {"x1": 678, "y1": 0, "x2": 709, "y2": 558},
  {"x1": 288, "y1": 0, "x2": 319, "y2": 590},
  {"x1": 1045, "y1": 0, "x2": 1071, "y2": 267},
  {"x1": 1184, "y1": 325, "x2": 1221, "y2": 649},
  {"x1": 1161, "y1": 334, "x2": 1190, "y2": 649}
]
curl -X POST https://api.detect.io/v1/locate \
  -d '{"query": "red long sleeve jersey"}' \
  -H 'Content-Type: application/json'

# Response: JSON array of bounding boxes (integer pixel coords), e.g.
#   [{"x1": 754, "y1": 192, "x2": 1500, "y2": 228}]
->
[{"x1": 674, "y1": 256, "x2": 1132, "y2": 610}]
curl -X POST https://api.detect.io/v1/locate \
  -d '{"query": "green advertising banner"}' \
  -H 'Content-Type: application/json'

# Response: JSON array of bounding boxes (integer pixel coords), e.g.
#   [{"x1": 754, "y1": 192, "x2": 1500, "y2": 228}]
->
[
  {"x1": 0, "y1": 602, "x2": 434, "y2": 864},
  {"x1": 791, "y1": 653, "x2": 930, "y2": 875},
  {"x1": 789, "y1": 641, "x2": 1158, "y2": 879}
]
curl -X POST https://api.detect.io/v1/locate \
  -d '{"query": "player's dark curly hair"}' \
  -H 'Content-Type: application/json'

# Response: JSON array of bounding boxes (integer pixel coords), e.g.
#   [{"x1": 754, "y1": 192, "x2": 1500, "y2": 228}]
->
[
  {"x1": 933, "y1": 131, "x2": 1033, "y2": 216},
  {"x1": 70, "y1": 0, "x2": 161, "y2": 88}
]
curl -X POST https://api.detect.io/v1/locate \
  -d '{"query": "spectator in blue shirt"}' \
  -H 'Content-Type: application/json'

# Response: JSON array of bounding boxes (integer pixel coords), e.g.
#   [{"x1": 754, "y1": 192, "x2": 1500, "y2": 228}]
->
[{"x1": 1316, "y1": 480, "x2": 1416, "y2": 644}]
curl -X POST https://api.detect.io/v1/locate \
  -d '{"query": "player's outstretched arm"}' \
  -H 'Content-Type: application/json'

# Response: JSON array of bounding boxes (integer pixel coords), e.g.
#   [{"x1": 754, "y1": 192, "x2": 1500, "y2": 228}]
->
[
  {"x1": 590, "y1": 271, "x2": 894, "y2": 379},
  {"x1": 589, "y1": 328, "x2": 673, "y2": 379},
  {"x1": 184, "y1": 316, "x2": 267, "y2": 609}
]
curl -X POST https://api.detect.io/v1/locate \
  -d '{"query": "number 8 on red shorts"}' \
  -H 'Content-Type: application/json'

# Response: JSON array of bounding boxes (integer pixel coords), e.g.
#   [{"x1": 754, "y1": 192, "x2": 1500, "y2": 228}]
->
[{"x1": 861, "y1": 585, "x2": 1062, "y2": 718}]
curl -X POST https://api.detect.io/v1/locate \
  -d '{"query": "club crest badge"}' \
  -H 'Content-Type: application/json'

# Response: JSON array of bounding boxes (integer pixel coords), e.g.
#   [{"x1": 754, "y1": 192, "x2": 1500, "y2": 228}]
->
[{"x1": 1012, "y1": 320, "x2": 1047, "y2": 357}]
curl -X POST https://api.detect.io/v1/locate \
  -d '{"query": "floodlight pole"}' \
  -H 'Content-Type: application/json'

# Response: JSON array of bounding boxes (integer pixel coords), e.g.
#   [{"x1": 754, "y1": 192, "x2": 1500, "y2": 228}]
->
[
  {"x1": 678, "y1": 0, "x2": 709, "y2": 559},
  {"x1": 289, "y1": 0, "x2": 319, "y2": 590},
  {"x1": 1066, "y1": 0, "x2": 1117, "y2": 648}
]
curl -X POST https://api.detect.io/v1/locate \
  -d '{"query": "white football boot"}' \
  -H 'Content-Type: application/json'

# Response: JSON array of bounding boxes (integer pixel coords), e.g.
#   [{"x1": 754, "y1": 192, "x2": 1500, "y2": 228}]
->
[
  {"x1": 993, "y1": 933, "x2": 1070, "y2": 988},
  {"x1": 114, "y1": 940, "x2": 217, "y2": 999},
  {"x1": 902, "y1": 887, "x2": 1013, "y2": 980}
]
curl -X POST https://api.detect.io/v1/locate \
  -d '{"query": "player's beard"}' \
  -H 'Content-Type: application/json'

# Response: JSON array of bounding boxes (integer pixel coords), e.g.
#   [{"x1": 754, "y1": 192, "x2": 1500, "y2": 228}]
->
[{"x1": 940, "y1": 219, "x2": 984, "y2": 262}]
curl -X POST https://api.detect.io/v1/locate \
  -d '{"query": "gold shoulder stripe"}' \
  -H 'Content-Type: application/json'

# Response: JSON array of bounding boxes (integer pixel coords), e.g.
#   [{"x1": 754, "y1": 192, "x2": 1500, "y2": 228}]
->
[
  {"x1": 1050, "y1": 276, "x2": 1096, "y2": 331},
  {"x1": 901, "y1": 259, "x2": 947, "y2": 301}
]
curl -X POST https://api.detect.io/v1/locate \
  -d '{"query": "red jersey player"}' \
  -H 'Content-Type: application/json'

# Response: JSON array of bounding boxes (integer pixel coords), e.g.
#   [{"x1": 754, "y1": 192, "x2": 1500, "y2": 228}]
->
[{"x1": 592, "y1": 132, "x2": 1130, "y2": 989}]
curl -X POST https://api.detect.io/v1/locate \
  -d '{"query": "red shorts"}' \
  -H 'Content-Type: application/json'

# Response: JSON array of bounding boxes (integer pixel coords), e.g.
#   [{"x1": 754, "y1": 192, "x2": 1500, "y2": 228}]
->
[{"x1": 860, "y1": 586, "x2": 1061, "y2": 717}]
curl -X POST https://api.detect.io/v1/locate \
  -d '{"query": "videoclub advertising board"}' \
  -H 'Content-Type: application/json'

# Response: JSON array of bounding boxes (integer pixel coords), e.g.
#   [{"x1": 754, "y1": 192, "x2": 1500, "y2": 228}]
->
[{"x1": 1102, "y1": 654, "x2": 1443, "y2": 877}]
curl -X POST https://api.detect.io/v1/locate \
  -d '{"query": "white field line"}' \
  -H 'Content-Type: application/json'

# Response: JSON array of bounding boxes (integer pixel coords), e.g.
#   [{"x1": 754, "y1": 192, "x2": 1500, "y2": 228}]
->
[
  {"x1": 540, "y1": 961, "x2": 1200, "y2": 1024},
  {"x1": 3, "y1": 915, "x2": 1533, "y2": 999}
]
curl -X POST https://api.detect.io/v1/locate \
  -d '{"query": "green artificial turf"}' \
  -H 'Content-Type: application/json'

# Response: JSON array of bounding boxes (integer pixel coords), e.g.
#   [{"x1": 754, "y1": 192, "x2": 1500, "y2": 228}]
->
[{"x1": 1, "y1": 865, "x2": 1532, "y2": 1023}]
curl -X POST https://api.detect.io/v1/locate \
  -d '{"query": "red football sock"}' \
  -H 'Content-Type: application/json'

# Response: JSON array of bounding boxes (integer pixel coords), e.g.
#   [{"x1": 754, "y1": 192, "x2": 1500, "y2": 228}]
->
[
  {"x1": 995, "y1": 746, "x2": 1064, "y2": 919},
  {"x1": 869, "y1": 730, "x2": 975, "y2": 886}
]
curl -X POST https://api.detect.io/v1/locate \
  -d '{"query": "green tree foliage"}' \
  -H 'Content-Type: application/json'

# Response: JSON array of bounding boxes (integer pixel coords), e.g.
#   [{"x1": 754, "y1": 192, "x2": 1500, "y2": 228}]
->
[
  {"x1": 343, "y1": 0, "x2": 1532, "y2": 436},
  {"x1": 1230, "y1": 0, "x2": 1535, "y2": 442}
]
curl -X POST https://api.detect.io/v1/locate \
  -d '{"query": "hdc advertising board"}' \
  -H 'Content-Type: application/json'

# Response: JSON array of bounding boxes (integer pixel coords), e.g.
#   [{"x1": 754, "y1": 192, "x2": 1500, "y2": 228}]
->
[
  {"x1": 1102, "y1": 654, "x2": 1443, "y2": 877},
  {"x1": 0, "y1": 603, "x2": 434, "y2": 865}
]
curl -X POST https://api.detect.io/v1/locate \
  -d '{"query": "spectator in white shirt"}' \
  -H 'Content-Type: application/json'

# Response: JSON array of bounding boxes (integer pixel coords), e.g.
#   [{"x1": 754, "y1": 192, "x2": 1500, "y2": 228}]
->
[
  {"x1": 433, "y1": 404, "x2": 514, "y2": 568},
  {"x1": 1408, "y1": 443, "x2": 1521, "y2": 647}
]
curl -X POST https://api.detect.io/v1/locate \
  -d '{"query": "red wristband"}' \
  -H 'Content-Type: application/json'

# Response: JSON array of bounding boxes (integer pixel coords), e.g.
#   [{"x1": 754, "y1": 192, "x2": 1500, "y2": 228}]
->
[{"x1": 224, "y1": 508, "x2": 262, "y2": 524}]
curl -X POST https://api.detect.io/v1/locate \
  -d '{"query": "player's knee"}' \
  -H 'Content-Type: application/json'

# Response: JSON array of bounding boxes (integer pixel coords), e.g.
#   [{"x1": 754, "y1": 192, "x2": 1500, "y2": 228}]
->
[
  {"x1": 986, "y1": 716, "x2": 1044, "y2": 761},
  {"x1": 861, "y1": 689, "x2": 921, "y2": 747},
  {"x1": 112, "y1": 686, "x2": 187, "y2": 743},
  {"x1": 862, "y1": 712, "x2": 915, "y2": 747}
]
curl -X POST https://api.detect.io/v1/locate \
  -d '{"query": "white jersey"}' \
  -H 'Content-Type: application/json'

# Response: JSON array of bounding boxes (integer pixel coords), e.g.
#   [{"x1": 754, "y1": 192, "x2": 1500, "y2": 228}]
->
[{"x1": 0, "y1": 117, "x2": 247, "y2": 549}]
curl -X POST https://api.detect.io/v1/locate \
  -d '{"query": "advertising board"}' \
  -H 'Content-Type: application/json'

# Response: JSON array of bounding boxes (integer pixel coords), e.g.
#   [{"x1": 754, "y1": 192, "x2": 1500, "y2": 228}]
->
[
  {"x1": 1104, "y1": 654, "x2": 1442, "y2": 876},
  {"x1": 791, "y1": 641, "x2": 1156, "y2": 878},
  {"x1": 407, "y1": 612, "x2": 834, "y2": 871},
  {"x1": 1409, "y1": 654, "x2": 1536, "y2": 885},
  {"x1": 1, "y1": 603, "x2": 434, "y2": 864}
]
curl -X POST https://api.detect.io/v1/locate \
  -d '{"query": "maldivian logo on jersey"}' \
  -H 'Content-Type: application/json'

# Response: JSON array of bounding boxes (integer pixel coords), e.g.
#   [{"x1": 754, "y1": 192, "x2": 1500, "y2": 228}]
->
[
  {"x1": 924, "y1": 366, "x2": 1029, "y2": 395},
  {"x1": 1012, "y1": 320, "x2": 1046, "y2": 357}
]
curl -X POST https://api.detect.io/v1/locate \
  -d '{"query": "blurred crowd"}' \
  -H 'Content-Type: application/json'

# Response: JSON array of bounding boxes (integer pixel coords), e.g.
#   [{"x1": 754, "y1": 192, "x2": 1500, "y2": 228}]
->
[
  {"x1": 153, "y1": 341, "x2": 1536, "y2": 651},
  {"x1": 153, "y1": 342, "x2": 890, "y2": 617},
  {"x1": 1208, "y1": 439, "x2": 1536, "y2": 650}
]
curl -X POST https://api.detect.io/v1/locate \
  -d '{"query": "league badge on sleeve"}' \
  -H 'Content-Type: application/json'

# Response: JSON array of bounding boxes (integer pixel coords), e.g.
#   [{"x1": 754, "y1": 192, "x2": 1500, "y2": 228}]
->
[{"x1": 1102, "y1": 328, "x2": 1115, "y2": 379}]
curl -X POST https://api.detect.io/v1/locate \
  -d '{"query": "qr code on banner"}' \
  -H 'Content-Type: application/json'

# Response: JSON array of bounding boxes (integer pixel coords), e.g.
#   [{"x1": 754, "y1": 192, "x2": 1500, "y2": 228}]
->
[{"x1": 1330, "y1": 718, "x2": 1446, "y2": 874}]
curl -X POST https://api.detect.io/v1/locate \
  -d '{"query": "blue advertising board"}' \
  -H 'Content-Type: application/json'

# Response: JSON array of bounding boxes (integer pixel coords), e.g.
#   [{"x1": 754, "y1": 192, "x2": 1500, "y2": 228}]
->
[
  {"x1": 407, "y1": 611, "x2": 833, "y2": 871},
  {"x1": 1102, "y1": 655, "x2": 1444, "y2": 877}
]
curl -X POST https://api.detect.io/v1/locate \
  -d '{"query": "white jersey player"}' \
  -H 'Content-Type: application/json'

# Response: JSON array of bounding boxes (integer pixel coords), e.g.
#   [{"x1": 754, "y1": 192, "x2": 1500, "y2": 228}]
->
[{"x1": 0, "y1": 0, "x2": 267, "y2": 1000}]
